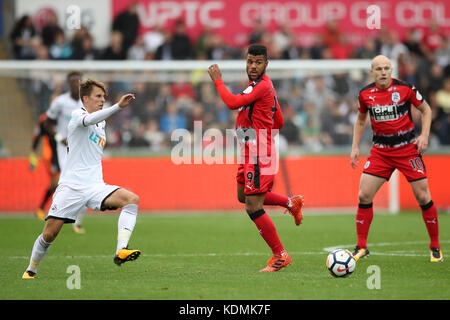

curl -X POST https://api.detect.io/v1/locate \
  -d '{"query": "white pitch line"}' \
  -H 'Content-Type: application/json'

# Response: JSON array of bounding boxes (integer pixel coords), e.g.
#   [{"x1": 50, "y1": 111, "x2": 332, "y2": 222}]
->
[
  {"x1": 8, "y1": 251, "x2": 325, "y2": 260},
  {"x1": 8, "y1": 240, "x2": 449, "y2": 260},
  {"x1": 323, "y1": 240, "x2": 450, "y2": 257}
]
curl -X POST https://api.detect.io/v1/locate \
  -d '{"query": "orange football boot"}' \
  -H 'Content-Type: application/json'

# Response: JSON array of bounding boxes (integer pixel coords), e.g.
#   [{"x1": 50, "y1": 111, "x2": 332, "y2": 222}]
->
[
  {"x1": 284, "y1": 195, "x2": 304, "y2": 226},
  {"x1": 260, "y1": 251, "x2": 292, "y2": 272}
]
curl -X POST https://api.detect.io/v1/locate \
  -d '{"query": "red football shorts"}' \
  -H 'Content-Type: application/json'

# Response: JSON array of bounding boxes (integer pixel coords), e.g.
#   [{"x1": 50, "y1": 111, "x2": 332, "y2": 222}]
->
[
  {"x1": 236, "y1": 161, "x2": 275, "y2": 195},
  {"x1": 363, "y1": 145, "x2": 427, "y2": 182}
]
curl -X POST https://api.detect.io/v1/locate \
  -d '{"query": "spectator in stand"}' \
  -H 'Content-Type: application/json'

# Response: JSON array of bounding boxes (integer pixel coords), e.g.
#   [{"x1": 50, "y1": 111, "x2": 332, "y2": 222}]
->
[
  {"x1": 127, "y1": 35, "x2": 147, "y2": 60},
  {"x1": 280, "y1": 106, "x2": 301, "y2": 145},
  {"x1": 129, "y1": 122, "x2": 150, "y2": 148},
  {"x1": 195, "y1": 25, "x2": 214, "y2": 59},
  {"x1": 404, "y1": 28, "x2": 425, "y2": 58},
  {"x1": 143, "y1": 24, "x2": 164, "y2": 59},
  {"x1": 155, "y1": 84, "x2": 175, "y2": 111},
  {"x1": 380, "y1": 32, "x2": 409, "y2": 70},
  {"x1": 309, "y1": 34, "x2": 326, "y2": 59},
  {"x1": 206, "y1": 34, "x2": 229, "y2": 60},
  {"x1": 321, "y1": 19, "x2": 341, "y2": 48},
  {"x1": 71, "y1": 33, "x2": 99, "y2": 60},
  {"x1": 355, "y1": 37, "x2": 378, "y2": 59},
  {"x1": 160, "y1": 101, "x2": 187, "y2": 134},
  {"x1": 435, "y1": 35, "x2": 450, "y2": 68},
  {"x1": 154, "y1": 31, "x2": 173, "y2": 60},
  {"x1": 10, "y1": 15, "x2": 36, "y2": 59},
  {"x1": 272, "y1": 23, "x2": 292, "y2": 54},
  {"x1": 330, "y1": 34, "x2": 354, "y2": 59},
  {"x1": 436, "y1": 77, "x2": 450, "y2": 144},
  {"x1": 171, "y1": 20, "x2": 193, "y2": 60},
  {"x1": 248, "y1": 19, "x2": 270, "y2": 46},
  {"x1": 145, "y1": 119, "x2": 165, "y2": 151},
  {"x1": 101, "y1": 31, "x2": 127, "y2": 60},
  {"x1": 112, "y1": 2, "x2": 139, "y2": 53},
  {"x1": 49, "y1": 29, "x2": 72, "y2": 60},
  {"x1": 423, "y1": 19, "x2": 445, "y2": 54},
  {"x1": 41, "y1": 11, "x2": 63, "y2": 48},
  {"x1": 282, "y1": 35, "x2": 301, "y2": 60}
]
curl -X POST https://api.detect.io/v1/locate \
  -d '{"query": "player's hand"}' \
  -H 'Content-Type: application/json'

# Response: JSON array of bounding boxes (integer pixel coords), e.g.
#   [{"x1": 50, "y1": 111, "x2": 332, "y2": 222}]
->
[
  {"x1": 118, "y1": 94, "x2": 135, "y2": 108},
  {"x1": 350, "y1": 147, "x2": 360, "y2": 169},
  {"x1": 208, "y1": 64, "x2": 222, "y2": 81},
  {"x1": 414, "y1": 134, "x2": 428, "y2": 155},
  {"x1": 29, "y1": 152, "x2": 38, "y2": 171}
]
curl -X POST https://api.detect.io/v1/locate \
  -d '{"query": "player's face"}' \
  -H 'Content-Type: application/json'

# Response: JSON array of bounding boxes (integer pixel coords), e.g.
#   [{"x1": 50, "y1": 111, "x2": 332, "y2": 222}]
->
[
  {"x1": 83, "y1": 86, "x2": 106, "y2": 113},
  {"x1": 371, "y1": 60, "x2": 392, "y2": 89},
  {"x1": 69, "y1": 75, "x2": 80, "y2": 98},
  {"x1": 246, "y1": 54, "x2": 268, "y2": 81}
]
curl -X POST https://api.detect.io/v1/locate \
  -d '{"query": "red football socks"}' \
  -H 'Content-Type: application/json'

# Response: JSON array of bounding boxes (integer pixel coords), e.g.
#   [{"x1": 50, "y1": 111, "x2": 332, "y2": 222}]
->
[
  {"x1": 248, "y1": 209, "x2": 284, "y2": 256},
  {"x1": 264, "y1": 192, "x2": 289, "y2": 208},
  {"x1": 356, "y1": 203, "x2": 374, "y2": 249},
  {"x1": 421, "y1": 201, "x2": 440, "y2": 249}
]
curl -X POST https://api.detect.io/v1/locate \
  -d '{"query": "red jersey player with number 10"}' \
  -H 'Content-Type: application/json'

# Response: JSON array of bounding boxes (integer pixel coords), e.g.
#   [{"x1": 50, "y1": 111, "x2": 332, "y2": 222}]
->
[
  {"x1": 208, "y1": 44, "x2": 304, "y2": 272},
  {"x1": 350, "y1": 55, "x2": 443, "y2": 262}
]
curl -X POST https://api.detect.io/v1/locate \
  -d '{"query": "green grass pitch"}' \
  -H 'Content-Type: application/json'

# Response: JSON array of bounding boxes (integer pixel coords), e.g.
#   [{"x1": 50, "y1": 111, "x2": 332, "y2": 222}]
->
[{"x1": 1, "y1": 211, "x2": 448, "y2": 300}]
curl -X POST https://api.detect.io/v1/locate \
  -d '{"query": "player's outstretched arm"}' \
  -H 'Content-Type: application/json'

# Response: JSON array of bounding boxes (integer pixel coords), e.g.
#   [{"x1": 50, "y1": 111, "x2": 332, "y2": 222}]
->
[
  {"x1": 350, "y1": 111, "x2": 368, "y2": 169},
  {"x1": 82, "y1": 94, "x2": 135, "y2": 126}
]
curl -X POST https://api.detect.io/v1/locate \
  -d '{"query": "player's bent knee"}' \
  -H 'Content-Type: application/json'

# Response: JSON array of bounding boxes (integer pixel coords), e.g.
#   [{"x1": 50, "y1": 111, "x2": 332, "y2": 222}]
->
[
  {"x1": 358, "y1": 191, "x2": 373, "y2": 204},
  {"x1": 126, "y1": 192, "x2": 139, "y2": 205}
]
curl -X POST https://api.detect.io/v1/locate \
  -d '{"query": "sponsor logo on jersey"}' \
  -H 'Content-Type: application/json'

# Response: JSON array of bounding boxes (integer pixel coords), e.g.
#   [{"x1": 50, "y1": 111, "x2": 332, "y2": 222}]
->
[
  {"x1": 89, "y1": 131, "x2": 106, "y2": 148},
  {"x1": 371, "y1": 104, "x2": 399, "y2": 121}
]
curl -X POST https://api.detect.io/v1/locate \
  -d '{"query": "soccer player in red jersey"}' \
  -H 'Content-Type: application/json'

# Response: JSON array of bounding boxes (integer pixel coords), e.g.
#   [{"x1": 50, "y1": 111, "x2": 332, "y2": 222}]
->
[
  {"x1": 208, "y1": 44, "x2": 304, "y2": 272},
  {"x1": 29, "y1": 112, "x2": 60, "y2": 221},
  {"x1": 350, "y1": 55, "x2": 443, "y2": 262}
]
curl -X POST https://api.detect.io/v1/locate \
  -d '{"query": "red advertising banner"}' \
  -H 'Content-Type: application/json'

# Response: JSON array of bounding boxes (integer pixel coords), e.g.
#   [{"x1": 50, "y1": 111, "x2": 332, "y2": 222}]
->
[{"x1": 113, "y1": 0, "x2": 450, "y2": 47}]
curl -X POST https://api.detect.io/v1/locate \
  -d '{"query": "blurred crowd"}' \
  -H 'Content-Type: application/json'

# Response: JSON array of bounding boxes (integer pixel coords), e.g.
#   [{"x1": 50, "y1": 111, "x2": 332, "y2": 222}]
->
[{"x1": 9, "y1": 3, "x2": 450, "y2": 151}]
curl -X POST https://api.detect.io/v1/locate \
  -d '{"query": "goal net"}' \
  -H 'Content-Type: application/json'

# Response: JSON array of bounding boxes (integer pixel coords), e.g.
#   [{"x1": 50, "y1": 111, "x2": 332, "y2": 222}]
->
[{"x1": 0, "y1": 59, "x2": 401, "y2": 213}]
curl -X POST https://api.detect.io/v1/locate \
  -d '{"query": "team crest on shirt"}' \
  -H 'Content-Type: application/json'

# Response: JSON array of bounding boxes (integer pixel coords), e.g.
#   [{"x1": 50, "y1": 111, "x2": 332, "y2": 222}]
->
[
  {"x1": 364, "y1": 161, "x2": 370, "y2": 169},
  {"x1": 242, "y1": 86, "x2": 253, "y2": 94},
  {"x1": 391, "y1": 92, "x2": 401, "y2": 104}
]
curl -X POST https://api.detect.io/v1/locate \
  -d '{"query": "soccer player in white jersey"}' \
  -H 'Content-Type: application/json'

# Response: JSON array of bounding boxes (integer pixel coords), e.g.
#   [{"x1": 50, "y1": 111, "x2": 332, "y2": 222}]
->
[
  {"x1": 23, "y1": 79, "x2": 141, "y2": 279},
  {"x1": 44, "y1": 71, "x2": 87, "y2": 233}
]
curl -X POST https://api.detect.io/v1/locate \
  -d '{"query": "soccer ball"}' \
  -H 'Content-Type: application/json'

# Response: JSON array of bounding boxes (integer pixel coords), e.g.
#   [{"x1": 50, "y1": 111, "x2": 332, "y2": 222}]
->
[{"x1": 326, "y1": 249, "x2": 356, "y2": 278}]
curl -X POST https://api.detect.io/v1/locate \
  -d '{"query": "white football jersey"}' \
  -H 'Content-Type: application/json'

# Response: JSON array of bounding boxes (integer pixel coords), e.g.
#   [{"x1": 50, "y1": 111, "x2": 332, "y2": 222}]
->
[
  {"x1": 58, "y1": 107, "x2": 107, "y2": 187},
  {"x1": 46, "y1": 92, "x2": 84, "y2": 169}
]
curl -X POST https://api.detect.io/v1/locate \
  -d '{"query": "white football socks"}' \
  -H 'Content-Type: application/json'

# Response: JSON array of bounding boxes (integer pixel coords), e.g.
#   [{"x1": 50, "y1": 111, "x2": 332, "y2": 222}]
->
[
  {"x1": 116, "y1": 204, "x2": 138, "y2": 253},
  {"x1": 27, "y1": 234, "x2": 52, "y2": 273}
]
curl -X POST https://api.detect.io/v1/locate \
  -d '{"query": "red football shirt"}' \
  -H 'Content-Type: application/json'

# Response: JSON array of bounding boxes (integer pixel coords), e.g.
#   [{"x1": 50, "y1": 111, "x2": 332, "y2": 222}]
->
[
  {"x1": 358, "y1": 78, "x2": 424, "y2": 154},
  {"x1": 214, "y1": 74, "x2": 283, "y2": 160}
]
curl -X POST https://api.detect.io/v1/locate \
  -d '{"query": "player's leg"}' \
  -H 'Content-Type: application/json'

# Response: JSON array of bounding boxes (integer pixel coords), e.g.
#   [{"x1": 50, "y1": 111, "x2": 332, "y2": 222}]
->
[
  {"x1": 237, "y1": 183, "x2": 245, "y2": 203},
  {"x1": 246, "y1": 194, "x2": 284, "y2": 257},
  {"x1": 353, "y1": 173, "x2": 386, "y2": 260},
  {"x1": 23, "y1": 218, "x2": 65, "y2": 279},
  {"x1": 409, "y1": 178, "x2": 442, "y2": 261},
  {"x1": 245, "y1": 194, "x2": 291, "y2": 272},
  {"x1": 100, "y1": 187, "x2": 141, "y2": 265},
  {"x1": 237, "y1": 169, "x2": 299, "y2": 217},
  {"x1": 23, "y1": 184, "x2": 83, "y2": 279}
]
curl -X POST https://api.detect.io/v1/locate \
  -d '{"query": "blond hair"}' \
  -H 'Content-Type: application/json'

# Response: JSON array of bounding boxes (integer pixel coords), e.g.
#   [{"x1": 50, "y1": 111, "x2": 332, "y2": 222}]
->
[{"x1": 79, "y1": 78, "x2": 107, "y2": 100}]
